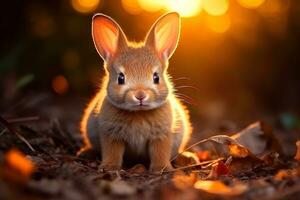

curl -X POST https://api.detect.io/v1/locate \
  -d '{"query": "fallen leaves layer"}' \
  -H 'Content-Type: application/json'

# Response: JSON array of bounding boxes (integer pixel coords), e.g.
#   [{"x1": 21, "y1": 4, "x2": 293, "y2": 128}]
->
[{"x1": 0, "y1": 118, "x2": 299, "y2": 200}]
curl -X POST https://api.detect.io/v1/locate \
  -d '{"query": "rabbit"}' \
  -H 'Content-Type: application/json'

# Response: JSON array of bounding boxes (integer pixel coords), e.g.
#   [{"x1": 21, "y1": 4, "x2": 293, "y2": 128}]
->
[{"x1": 78, "y1": 12, "x2": 192, "y2": 171}]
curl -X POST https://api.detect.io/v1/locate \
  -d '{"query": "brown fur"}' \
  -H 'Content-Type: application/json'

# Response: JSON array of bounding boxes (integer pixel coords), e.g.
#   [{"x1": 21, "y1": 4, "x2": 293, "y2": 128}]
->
[{"x1": 79, "y1": 12, "x2": 193, "y2": 171}]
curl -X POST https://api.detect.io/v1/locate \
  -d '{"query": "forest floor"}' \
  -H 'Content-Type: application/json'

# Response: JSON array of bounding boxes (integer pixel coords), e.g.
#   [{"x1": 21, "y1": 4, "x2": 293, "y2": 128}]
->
[{"x1": 0, "y1": 93, "x2": 300, "y2": 200}]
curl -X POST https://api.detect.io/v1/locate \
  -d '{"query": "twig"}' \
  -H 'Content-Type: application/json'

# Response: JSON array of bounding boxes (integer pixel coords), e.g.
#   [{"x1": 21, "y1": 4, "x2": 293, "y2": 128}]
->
[
  {"x1": 0, "y1": 128, "x2": 7, "y2": 136},
  {"x1": 6, "y1": 116, "x2": 40, "y2": 123},
  {"x1": 0, "y1": 115, "x2": 35, "y2": 152},
  {"x1": 167, "y1": 158, "x2": 224, "y2": 173}
]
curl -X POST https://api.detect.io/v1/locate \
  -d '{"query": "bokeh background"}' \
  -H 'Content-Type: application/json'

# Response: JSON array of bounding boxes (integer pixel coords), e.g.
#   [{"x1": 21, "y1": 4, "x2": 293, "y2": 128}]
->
[{"x1": 1, "y1": 0, "x2": 300, "y2": 135}]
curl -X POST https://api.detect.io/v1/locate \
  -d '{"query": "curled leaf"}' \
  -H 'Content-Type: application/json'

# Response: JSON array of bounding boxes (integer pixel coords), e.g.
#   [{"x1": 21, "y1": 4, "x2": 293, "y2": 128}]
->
[
  {"x1": 231, "y1": 121, "x2": 282, "y2": 156},
  {"x1": 209, "y1": 135, "x2": 250, "y2": 158}
]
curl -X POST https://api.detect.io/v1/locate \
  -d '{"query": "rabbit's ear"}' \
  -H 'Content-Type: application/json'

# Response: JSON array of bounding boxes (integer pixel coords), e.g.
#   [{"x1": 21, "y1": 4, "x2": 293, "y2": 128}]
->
[
  {"x1": 145, "y1": 12, "x2": 180, "y2": 61},
  {"x1": 92, "y1": 14, "x2": 127, "y2": 61}
]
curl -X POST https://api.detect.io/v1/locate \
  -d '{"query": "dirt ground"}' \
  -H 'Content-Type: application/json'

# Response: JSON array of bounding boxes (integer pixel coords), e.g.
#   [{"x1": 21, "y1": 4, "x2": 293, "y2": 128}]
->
[{"x1": 0, "y1": 93, "x2": 300, "y2": 200}]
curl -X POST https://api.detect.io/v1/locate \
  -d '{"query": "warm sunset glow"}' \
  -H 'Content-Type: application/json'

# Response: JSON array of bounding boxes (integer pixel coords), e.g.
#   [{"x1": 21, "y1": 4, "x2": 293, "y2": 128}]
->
[
  {"x1": 71, "y1": 0, "x2": 100, "y2": 14},
  {"x1": 237, "y1": 0, "x2": 265, "y2": 9},
  {"x1": 203, "y1": 0, "x2": 229, "y2": 16},
  {"x1": 122, "y1": 0, "x2": 143, "y2": 15},
  {"x1": 137, "y1": 0, "x2": 165, "y2": 12},
  {"x1": 165, "y1": 0, "x2": 202, "y2": 17},
  {"x1": 52, "y1": 75, "x2": 69, "y2": 94},
  {"x1": 205, "y1": 14, "x2": 231, "y2": 33}
]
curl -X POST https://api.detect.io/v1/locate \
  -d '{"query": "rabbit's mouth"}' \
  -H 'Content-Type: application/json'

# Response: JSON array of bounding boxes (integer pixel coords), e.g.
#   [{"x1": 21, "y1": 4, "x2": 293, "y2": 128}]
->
[{"x1": 134, "y1": 103, "x2": 150, "y2": 109}]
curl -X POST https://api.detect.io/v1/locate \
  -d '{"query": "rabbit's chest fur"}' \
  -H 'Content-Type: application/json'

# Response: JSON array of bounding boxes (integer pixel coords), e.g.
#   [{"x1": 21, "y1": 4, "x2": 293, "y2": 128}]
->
[{"x1": 96, "y1": 98, "x2": 173, "y2": 154}]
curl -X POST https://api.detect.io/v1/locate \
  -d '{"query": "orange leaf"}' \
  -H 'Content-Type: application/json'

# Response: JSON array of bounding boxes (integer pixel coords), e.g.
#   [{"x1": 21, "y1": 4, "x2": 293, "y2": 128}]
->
[
  {"x1": 228, "y1": 144, "x2": 249, "y2": 158},
  {"x1": 194, "y1": 180, "x2": 247, "y2": 196},
  {"x1": 209, "y1": 135, "x2": 250, "y2": 158}
]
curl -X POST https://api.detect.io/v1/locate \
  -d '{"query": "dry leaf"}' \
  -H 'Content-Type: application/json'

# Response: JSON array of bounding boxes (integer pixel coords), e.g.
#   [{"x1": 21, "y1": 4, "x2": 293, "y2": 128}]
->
[
  {"x1": 228, "y1": 144, "x2": 249, "y2": 158},
  {"x1": 207, "y1": 161, "x2": 230, "y2": 179},
  {"x1": 194, "y1": 180, "x2": 247, "y2": 196},
  {"x1": 209, "y1": 135, "x2": 250, "y2": 158},
  {"x1": 228, "y1": 156, "x2": 263, "y2": 174},
  {"x1": 295, "y1": 140, "x2": 300, "y2": 161},
  {"x1": 3, "y1": 149, "x2": 35, "y2": 182},
  {"x1": 231, "y1": 121, "x2": 282, "y2": 156}
]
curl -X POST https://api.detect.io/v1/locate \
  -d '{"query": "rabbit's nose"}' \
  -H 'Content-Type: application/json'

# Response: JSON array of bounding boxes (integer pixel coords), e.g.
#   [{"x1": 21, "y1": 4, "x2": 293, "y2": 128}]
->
[{"x1": 134, "y1": 91, "x2": 148, "y2": 101}]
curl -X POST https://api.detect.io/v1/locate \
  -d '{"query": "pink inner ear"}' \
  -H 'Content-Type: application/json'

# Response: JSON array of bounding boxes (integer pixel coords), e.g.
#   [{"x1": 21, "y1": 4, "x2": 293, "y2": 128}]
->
[
  {"x1": 154, "y1": 17, "x2": 179, "y2": 59},
  {"x1": 93, "y1": 18, "x2": 119, "y2": 58}
]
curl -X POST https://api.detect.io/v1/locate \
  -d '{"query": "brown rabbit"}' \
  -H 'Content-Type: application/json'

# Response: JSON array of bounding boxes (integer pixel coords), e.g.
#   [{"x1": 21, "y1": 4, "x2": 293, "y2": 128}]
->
[{"x1": 79, "y1": 12, "x2": 192, "y2": 171}]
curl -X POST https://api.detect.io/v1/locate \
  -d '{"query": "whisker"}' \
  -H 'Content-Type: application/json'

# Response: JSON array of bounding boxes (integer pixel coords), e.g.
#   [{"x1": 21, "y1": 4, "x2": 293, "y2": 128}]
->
[
  {"x1": 175, "y1": 96, "x2": 198, "y2": 106},
  {"x1": 176, "y1": 97, "x2": 194, "y2": 105},
  {"x1": 174, "y1": 93, "x2": 194, "y2": 101},
  {"x1": 181, "y1": 99, "x2": 196, "y2": 106},
  {"x1": 172, "y1": 77, "x2": 191, "y2": 81},
  {"x1": 174, "y1": 85, "x2": 201, "y2": 93},
  {"x1": 175, "y1": 94, "x2": 198, "y2": 106}
]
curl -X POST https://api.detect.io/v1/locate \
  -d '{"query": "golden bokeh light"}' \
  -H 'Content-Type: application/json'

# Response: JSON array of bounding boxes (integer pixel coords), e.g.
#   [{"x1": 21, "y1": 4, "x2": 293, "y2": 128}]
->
[
  {"x1": 205, "y1": 14, "x2": 231, "y2": 33},
  {"x1": 71, "y1": 0, "x2": 100, "y2": 14},
  {"x1": 137, "y1": 0, "x2": 165, "y2": 12},
  {"x1": 5, "y1": 149, "x2": 35, "y2": 179},
  {"x1": 62, "y1": 50, "x2": 80, "y2": 69},
  {"x1": 237, "y1": 0, "x2": 265, "y2": 9},
  {"x1": 122, "y1": 0, "x2": 143, "y2": 15},
  {"x1": 52, "y1": 75, "x2": 69, "y2": 94},
  {"x1": 258, "y1": 0, "x2": 288, "y2": 16},
  {"x1": 203, "y1": 0, "x2": 229, "y2": 16},
  {"x1": 165, "y1": 0, "x2": 202, "y2": 17}
]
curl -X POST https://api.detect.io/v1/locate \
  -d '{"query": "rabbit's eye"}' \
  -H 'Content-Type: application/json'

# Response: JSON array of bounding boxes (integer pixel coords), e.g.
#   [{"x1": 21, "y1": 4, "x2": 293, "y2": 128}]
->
[
  {"x1": 118, "y1": 73, "x2": 125, "y2": 85},
  {"x1": 153, "y1": 72, "x2": 159, "y2": 84}
]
